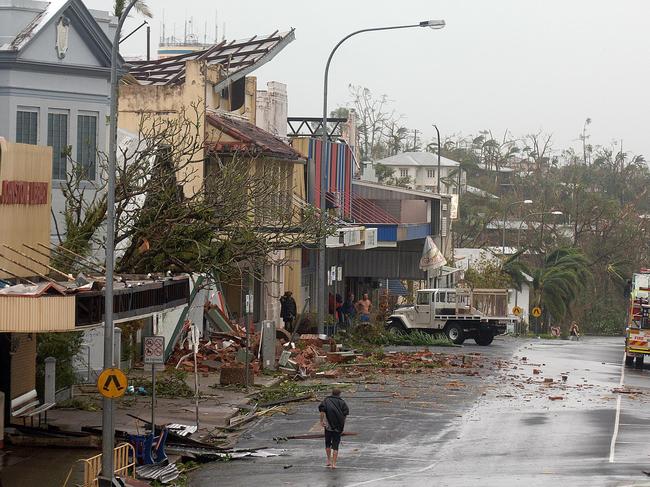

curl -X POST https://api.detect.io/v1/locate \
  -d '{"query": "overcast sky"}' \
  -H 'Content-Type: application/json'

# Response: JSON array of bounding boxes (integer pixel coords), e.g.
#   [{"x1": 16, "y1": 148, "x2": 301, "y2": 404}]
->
[{"x1": 87, "y1": 0, "x2": 650, "y2": 159}]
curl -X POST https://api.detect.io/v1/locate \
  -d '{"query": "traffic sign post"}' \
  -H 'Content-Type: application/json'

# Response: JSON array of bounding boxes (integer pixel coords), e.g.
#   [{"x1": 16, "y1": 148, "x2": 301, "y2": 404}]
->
[
  {"x1": 97, "y1": 368, "x2": 127, "y2": 399},
  {"x1": 144, "y1": 336, "x2": 165, "y2": 433},
  {"x1": 531, "y1": 307, "x2": 543, "y2": 334}
]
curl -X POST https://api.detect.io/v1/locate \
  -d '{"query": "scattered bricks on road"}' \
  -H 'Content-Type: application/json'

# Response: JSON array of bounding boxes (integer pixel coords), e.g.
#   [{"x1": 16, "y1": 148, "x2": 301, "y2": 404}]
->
[
  {"x1": 544, "y1": 378, "x2": 554, "y2": 384},
  {"x1": 533, "y1": 369, "x2": 541, "y2": 375},
  {"x1": 549, "y1": 396, "x2": 564, "y2": 400}
]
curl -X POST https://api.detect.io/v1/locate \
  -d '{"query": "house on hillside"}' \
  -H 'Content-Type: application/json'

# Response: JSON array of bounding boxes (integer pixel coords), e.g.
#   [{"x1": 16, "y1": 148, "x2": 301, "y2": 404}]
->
[
  {"x1": 367, "y1": 151, "x2": 466, "y2": 195},
  {"x1": 0, "y1": 0, "x2": 117, "y2": 242}
]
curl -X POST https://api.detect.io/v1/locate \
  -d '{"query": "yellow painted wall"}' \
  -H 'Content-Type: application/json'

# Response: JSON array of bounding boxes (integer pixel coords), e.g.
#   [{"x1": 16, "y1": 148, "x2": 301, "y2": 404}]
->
[
  {"x1": 119, "y1": 61, "x2": 259, "y2": 197},
  {"x1": 284, "y1": 247, "x2": 303, "y2": 311},
  {"x1": 0, "y1": 139, "x2": 52, "y2": 279}
]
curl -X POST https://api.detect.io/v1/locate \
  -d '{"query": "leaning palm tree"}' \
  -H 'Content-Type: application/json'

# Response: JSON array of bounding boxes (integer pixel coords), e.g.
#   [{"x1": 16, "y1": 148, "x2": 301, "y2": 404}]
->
[
  {"x1": 531, "y1": 247, "x2": 591, "y2": 325},
  {"x1": 114, "y1": 0, "x2": 152, "y2": 18},
  {"x1": 501, "y1": 249, "x2": 531, "y2": 291}
]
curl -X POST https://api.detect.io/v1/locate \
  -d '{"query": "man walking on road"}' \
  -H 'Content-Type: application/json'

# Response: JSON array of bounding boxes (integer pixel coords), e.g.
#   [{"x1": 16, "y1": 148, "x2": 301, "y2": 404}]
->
[{"x1": 318, "y1": 388, "x2": 349, "y2": 469}]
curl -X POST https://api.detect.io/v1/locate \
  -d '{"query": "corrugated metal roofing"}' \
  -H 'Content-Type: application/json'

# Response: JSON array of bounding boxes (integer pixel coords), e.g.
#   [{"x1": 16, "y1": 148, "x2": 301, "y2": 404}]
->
[
  {"x1": 206, "y1": 112, "x2": 303, "y2": 160},
  {"x1": 128, "y1": 30, "x2": 294, "y2": 86},
  {"x1": 351, "y1": 198, "x2": 399, "y2": 224}
]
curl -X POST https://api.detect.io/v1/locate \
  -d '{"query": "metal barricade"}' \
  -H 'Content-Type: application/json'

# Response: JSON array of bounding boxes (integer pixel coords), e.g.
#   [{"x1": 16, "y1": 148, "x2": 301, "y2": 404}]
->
[{"x1": 66, "y1": 442, "x2": 136, "y2": 487}]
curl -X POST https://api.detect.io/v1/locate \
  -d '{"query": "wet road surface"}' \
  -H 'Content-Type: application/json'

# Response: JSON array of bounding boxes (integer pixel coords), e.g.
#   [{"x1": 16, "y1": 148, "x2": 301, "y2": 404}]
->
[{"x1": 190, "y1": 336, "x2": 650, "y2": 487}]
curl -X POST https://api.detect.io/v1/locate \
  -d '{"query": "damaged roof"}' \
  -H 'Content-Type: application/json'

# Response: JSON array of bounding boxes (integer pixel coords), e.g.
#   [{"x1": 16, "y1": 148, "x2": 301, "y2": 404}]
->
[
  {"x1": 206, "y1": 111, "x2": 303, "y2": 161},
  {"x1": 128, "y1": 30, "x2": 295, "y2": 87},
  {"x1": 0, "y1": 0, "x2": 114, "y2": 63}
]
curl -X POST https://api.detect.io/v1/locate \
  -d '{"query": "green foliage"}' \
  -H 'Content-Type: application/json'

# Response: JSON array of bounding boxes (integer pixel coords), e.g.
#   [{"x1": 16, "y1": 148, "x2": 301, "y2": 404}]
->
[
  {"x1": 582, "y1": 303, "x2": 625, "y2": 336},
  {"x1": 531, "y1": 247, "x2": 591, "y2": 322},
  {"x1": 57, "y1": 396, "x2": 99, "y2": 411},
  {"x1": 374, "y1": 163, "x2": 395, "y2": 183},
  {"x1": 36, "y1": 332, "x2": 83, "y2": 394},
  {"x1": 255, "y1": 381, "x2": 335, "y2": 405},
  {"x1": 369, "y1": 331, "x2": 453, "y2": 347},
  {"x1": 463, "y1": 257, "x2": 513, "y2": 289},
  {"x1": 130, "y1": 369, "x2": 194, "y2": 398}
]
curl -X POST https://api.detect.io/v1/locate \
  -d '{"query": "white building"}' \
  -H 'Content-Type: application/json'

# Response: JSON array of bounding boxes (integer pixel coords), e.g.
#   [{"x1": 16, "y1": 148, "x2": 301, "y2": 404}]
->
[{"x1": 369, "y1": 151, "x2": 466, "y2": 195}]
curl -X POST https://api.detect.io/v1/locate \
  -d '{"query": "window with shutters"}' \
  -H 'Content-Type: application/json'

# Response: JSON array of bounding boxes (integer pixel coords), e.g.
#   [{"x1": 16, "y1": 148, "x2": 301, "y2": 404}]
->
[
  {"x1": 16, "y1": 110, "x2": 38, "y2": 145},
  {"x1": 77, "y1": 114, "x2": 97, "y2": 180},
  {"x1": 427, "y1": 169, "x2": 435, "y2": 178},
  {"x1": 399, "y1": 168, "x2": 409, "y2": 177},
  {"x1": 48, "y1": 112, "x2": 69, "y2": 180}
]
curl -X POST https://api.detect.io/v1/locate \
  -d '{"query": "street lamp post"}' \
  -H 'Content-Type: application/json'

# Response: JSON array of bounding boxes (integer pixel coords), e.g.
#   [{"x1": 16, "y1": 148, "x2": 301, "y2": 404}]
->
[
  {"x1": 502, "y1": 199, "x2": 533, "y2": 254},
  {"x1": 318, "y1": 19, "x2": 445, "y2": 331},
  {"x1": 99, "y1": 2, "x2": 137, "y2": 485},
  {"x1": 433, "y1": 124, "x2": 441, "y2": 193}
]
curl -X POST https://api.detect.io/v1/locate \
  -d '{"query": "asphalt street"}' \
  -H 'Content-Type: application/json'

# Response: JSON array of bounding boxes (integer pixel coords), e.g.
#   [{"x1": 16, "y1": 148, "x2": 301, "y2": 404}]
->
[{"x1": 189, "y1": 336, "x2": 650, "y2": 487}]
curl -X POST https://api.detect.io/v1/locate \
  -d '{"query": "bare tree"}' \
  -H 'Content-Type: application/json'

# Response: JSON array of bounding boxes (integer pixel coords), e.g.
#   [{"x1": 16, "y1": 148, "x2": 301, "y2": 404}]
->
[{"x1": 55, "y1": 105, "x2": 333, "y2": 283}]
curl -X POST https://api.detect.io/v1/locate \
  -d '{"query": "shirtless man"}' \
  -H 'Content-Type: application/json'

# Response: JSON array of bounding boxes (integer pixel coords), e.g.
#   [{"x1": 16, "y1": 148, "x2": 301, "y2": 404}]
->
[{"x1": 356, "y1": 293, "x2": 372, "y2": 322}]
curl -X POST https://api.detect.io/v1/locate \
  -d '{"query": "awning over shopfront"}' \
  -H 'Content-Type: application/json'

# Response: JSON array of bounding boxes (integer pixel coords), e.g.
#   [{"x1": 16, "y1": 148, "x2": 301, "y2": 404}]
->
[{"x1": 0, "y1": 275, "x2": 190, "y2": 332}]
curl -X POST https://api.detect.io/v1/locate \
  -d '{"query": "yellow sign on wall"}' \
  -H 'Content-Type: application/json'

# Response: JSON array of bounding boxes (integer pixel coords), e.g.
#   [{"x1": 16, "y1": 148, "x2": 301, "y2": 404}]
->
[{"x1": 97, "y1": 368, "x2": 128, "y2": 399}]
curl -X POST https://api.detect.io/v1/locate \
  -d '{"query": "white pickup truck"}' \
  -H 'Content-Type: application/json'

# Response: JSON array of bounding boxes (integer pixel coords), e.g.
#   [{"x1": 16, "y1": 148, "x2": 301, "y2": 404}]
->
[{"x1": 386, "y1": 288, "x2": 515, "y2": 345}]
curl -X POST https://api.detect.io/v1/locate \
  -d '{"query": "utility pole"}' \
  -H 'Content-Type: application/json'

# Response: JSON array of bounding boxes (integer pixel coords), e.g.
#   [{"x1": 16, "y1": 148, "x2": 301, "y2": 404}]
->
[
  {"x1": 433, "y1": 124, "x2": 441, "y2": 193},
  {"x1": 99, "y1": 1, "x2": 137, "y2": 485}
]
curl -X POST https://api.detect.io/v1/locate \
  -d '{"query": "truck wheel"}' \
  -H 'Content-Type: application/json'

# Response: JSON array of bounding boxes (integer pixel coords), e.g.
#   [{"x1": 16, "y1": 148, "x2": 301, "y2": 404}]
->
[
  {"x1": 445, "y1": 323, "x2": 465, "y2": 345},
  {"x1": 387, "y1": 320, "x2": 406, "y2": 335},
  {"x1": 475, "y1": 332, "x2": 494, "y2": 346},
  {"x1": 625, "y1": 355, "x2": 635, "y2": 367},
  {"x1": 636, "y1": 356, "x2": 645, "y2": 369}
]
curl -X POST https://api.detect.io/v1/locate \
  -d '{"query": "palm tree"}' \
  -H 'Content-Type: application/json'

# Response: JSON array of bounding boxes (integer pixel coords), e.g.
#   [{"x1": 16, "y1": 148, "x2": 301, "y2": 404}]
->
[
  {"x1": 114, "y1": 0, "x2": 152, "y2": 18},
  {"x1": 501, "y1": 249, "x2": 531, "y2": 291},
  {"x1": 531, "y1": 248, "x2": 591, "y2": 325}
]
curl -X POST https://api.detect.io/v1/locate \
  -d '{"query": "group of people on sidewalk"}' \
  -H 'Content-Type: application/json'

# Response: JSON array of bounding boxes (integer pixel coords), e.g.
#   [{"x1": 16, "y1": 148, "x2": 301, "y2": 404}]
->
[{"x1": 279, "y1": 290, "x2": 374, "y2": 330}]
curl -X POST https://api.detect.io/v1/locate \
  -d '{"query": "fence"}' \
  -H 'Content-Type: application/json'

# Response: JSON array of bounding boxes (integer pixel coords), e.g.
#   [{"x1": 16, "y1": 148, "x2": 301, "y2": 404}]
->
[{"x1": 63, "y1": 443, "x2": 135, "y2": 487}]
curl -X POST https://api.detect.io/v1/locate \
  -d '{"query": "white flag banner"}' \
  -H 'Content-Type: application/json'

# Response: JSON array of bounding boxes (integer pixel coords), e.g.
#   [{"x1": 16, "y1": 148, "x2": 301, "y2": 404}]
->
[{"x1": 419, "y1": 236, "x2": 447, "y2": 272}]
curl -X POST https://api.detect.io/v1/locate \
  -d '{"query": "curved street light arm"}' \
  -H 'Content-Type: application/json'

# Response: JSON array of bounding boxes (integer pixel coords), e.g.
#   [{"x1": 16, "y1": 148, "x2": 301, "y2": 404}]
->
[{"x1": 317, "y1": 20, "x2": 444, "y2": 331}]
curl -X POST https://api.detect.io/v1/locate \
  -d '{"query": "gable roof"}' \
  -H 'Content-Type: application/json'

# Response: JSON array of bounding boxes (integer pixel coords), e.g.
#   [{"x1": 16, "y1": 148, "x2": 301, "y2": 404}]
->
[
  {"x1": 0, "y1": 0, "x2": 115, "y2": 66},
  {"x1": 128, "y1": 30, "x2": 295, "y2": 88},
  {"x1": 206, "y1": 111, "x2": 303, "y2": 161},
  {"x1": 375, "y1": 151, "x2": 460, "y2": 168}
]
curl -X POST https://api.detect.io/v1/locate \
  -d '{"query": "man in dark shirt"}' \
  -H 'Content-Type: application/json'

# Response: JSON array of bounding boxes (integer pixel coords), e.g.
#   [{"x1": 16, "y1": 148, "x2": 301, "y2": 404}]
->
[{"x1": 318, "y1": 388, "x2": 349, "y2": 469}]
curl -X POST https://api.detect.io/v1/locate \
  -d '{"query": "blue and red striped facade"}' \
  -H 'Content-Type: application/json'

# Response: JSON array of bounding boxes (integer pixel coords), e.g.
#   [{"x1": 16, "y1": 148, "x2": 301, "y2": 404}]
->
[{"x1": 308, "y1": 139, "x2": 353, "y2": 218}]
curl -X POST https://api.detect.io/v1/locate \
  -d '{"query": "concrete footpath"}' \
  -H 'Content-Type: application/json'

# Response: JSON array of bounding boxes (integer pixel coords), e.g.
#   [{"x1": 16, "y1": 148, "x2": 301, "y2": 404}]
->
[{"x1": 0, "y1": 369, "x2": 279, "y2": 487}]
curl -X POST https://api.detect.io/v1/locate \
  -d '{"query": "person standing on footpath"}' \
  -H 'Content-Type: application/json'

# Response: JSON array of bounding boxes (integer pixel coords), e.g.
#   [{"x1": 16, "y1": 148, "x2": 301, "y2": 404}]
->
[
  {"x1": 341, "y1": 292, "x2": 356, "y2": 327},
  {"x1": 318, "y1": 388, "x2": 349, "y2": 469},
  {"x1": 279, "y1": 291, "x2": 297, "y2": 331},
  {"x1": 356, "y1": 292, "x2": 373, "y2": 323}
]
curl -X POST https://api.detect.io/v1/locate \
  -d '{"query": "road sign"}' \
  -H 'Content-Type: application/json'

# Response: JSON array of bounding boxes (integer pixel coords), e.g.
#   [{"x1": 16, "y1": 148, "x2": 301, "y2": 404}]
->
[
  {"x1": 97, "y1": 367, "x2": 127, "y2": 399},
  {"x1": 512, "y1": 306, "x2": 523, "y2": 317},
  {"x1": 144, "y1": 336, "x2": 165, "y2": 365},
  {"x1": 532, "y1": 306, "x2": 542, "y2": 318}
]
